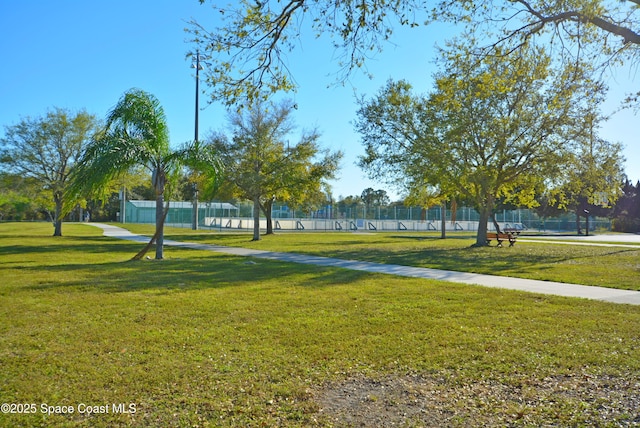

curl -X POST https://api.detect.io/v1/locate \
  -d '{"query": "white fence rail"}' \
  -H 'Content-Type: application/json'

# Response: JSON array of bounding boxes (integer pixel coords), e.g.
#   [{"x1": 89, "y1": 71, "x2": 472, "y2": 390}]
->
[{"x1": 198, "y1": 217, "x2": 529, "y2": 233}]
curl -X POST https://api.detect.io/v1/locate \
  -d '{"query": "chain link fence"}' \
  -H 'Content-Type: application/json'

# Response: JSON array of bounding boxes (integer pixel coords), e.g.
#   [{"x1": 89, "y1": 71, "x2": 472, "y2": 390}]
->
[{"x1": 122, "y1": 199, "x2": 611, "y2": 234}]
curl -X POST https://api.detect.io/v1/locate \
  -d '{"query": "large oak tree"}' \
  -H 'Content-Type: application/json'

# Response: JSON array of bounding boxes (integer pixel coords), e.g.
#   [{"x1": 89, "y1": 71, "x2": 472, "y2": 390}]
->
[{"x1": 356, "y1": 42, "x2": 599, "y2": 245}]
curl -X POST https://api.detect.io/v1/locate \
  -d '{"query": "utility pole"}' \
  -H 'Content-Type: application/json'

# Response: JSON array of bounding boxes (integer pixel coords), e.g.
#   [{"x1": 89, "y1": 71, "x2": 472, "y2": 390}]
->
[
  {"x1": 193, "y1": 51, "x2": 202, "y2": 144},
  {"x1": 191, "y1": 52, "x2": 205, "y2": 230}
]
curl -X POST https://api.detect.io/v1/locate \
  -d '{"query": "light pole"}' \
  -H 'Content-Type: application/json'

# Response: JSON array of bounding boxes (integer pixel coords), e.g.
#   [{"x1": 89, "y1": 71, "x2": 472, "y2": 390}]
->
[
  {"x1": 192, "y1": 51, "x2": 204, "y2": 143},
  {"x1": 191, "y1": 52, "x2": 208, "y2": 230}
]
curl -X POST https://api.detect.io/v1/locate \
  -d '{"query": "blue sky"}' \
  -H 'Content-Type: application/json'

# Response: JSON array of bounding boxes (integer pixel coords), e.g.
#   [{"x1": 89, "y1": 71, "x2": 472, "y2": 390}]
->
[{"x1": 1, "y1": 1, "x2": 638, "y2": 202}]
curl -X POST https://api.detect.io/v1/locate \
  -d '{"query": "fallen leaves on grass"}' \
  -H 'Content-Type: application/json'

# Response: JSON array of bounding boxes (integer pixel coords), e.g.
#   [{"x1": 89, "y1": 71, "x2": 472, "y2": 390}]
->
[{"x1": 313, "y1": 371, "x2": 640, "y2": 427}]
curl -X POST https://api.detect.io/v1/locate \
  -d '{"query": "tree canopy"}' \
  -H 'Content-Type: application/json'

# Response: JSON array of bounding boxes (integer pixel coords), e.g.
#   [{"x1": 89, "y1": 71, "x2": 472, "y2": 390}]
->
[
  {"x1": 207, "y1": 99, "x2": 342, "y2": 240},
  {"x1": 189, "y1": 0, "x2": 428, "y2": 105},
  {"x1": 0, "y1": 108, "x2": 98, "y2": 236},
  {"x1": 356, "y1": 42, "x2": 600, "y2": 245},
  {"x1": 361, "y1": 187, "x2": 390, "y2": 207},
  {"x1": 612, "y1": 179, "x2": 640, "y2": 232},
  {"x1": 190, "y1": 0, "x2": 639, "y2": 106},
  {"x1": 441, "y1": 0, "x2": 640, "y2": 62},
  {"x1": 548, "y1": 109, "x2": 626, "y2": 233},
  {"x1": 0, "y1": 173, "x2": 54, "y2": 221}
]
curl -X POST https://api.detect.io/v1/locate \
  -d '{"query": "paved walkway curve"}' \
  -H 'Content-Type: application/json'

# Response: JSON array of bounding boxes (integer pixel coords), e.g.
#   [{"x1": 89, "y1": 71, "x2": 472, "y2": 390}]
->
[{"x1": 88, "y1": 223, "x2": 640, "y2": 306}]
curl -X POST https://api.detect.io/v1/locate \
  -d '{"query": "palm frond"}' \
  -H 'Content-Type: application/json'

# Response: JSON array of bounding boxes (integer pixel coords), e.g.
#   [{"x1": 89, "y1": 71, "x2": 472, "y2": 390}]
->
[
  {"x1": 63, "y1": 89, "x2": 173, "y2": 214},
  {"x1": 171, "y1": 140, "x2": 224, "y2": 199},
  {"x1": 105, "y1": 89, "x2": 171, "y2": 156}
]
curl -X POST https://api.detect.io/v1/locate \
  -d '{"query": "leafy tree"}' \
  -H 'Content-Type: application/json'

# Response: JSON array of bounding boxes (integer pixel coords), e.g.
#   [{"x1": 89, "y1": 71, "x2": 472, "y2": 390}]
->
[
  {"x1": 189, "y1": 1, "x2": 639, "y2": 107},
  {"x1": 297, "y1": 185, "x2": 333, "y2": 218},
  {"x1": 403, "y1": 186, "x2": 453, "y2": 239},
  {"x1": 336, "y1": 195, "x2": 363, "y2": 218},
  {"x1": 439, "y1": 0, "x2": 640, "y2": 65},
  {"x1": 82, "y1": 168, "x2": 155, "y2": 222},
  {"x1": 361, "y1": 188, "x2": 390, "y2": 207},
  {"x1": 0, "y1": 174, "x2": 41, "y2": 220},
  {"x1": 356, "y1": 42, "x2": 597, "y2": 246},
  {"x1": 0, "y1": 108, "x2": 98, "y2": 235},
  {"x1": 207, "y1": 99, "x2": 342, "y2": 240},
  {"x1": 66, "y1": 89, "x2": 221, "y2": 260},
  {"x1": 188, "y1": 0, "x2": 427, "y2": 105},
  {"x1": 435, "y1": 1, "x2": 640, "y2": 110},
  {"x1": 534, "y1": 192, "x2": 566, "y2": 224},
  {"x1": 552, "y1": 111, "x2": 625, "y2": 234},
  {"x1": 339, "y1": 195, "x2": 363, "y2": 205}
]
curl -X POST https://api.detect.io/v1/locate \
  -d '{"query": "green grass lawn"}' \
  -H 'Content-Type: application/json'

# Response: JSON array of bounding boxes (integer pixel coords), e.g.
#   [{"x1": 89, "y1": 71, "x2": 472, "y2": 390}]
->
[
  {"x1": 125, "y1": 224, "x2": 640, "y2": 291},
  {"x1": 1, "y1": 222, "x2": 639, "y2": 427}
]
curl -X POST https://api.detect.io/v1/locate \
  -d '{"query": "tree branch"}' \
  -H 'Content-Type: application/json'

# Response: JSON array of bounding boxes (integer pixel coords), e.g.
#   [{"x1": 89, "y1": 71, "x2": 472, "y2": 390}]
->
[{"x1": 514, "y1": 0, "x2": 640, "y2": 45}]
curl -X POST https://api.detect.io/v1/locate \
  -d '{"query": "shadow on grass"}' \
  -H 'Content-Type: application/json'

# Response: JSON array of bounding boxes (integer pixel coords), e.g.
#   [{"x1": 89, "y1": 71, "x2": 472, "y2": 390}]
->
[
  {"x1": 7, "y1": 226, "x2": 640, "y2": 293},
  {"x1": 174, "y1": 233, "x2": 384, "y2": 248},
  {"x1": 0, "y1": 238, "x2": 144, "y2": 265},
  {"x1": 136, "y1": 231, "x2": 640, "y2": 290},
  {"x1": 387, "y1": 234, "x2": 476, "y2": 241},
  {"x1": 289, "y1": 242, "x2": 639, "y2": 272},
  {"x1": 18, "y1": 250, "x2": 372, "y2": 294},
  {"x1": 0, "y1": 237, "x2": 143, "y2": 258},
  {"x1": 305, "y1": 246, "x2": 569, "y2": 272}
]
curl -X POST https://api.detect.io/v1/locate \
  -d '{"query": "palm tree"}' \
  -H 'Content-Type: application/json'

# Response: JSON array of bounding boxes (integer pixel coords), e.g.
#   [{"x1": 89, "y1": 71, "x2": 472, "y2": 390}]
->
[{"x1": 66, "y1": 88, "x2": 221, "y2": 259}]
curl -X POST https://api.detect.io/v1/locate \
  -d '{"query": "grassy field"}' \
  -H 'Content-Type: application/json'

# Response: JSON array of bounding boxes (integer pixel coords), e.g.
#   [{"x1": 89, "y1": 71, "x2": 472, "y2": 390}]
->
[
  {"x1": 125, "y1": 224, "x2": 640, "y2": 290},
  {"x1": 1, "y1": 222, "x2": 639, "y2": 427}
]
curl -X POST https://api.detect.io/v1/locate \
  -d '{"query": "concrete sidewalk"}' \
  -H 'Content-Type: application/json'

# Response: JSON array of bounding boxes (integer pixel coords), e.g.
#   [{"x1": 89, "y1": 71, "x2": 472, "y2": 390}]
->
[{"x1": 89, "y1": 223, "x2": 640, "y2": 306}]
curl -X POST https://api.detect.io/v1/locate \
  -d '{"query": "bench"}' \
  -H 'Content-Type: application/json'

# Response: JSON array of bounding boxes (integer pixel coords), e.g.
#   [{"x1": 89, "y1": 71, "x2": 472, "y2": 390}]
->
[{"x1": 486, "y1": 232, "x2": 518, "y2": 247}]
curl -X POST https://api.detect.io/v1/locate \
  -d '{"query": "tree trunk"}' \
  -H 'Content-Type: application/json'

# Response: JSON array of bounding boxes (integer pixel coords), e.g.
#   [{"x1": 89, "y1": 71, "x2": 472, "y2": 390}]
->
[
  {"x1": 131, "y1": 202, "x2": 169, "y2": 261},
  {"x1": 263, "y1": 199, "x2": 274, "y2": 235},
  {"x1": 576, "y1": 211, "x2": 583, "y2": 235},
  {"x1": 475, "y1": 208, "x2": 490, "y2": 246},
  {"x1": 252, "y1": 197, "x2": 261, "y2": 241},
  {"x1": 53, "y1": 194, "x2": 63, "y2": 237},
  {"x1": 440, "y1": 202, "x2": 446, "y2": 239},
  {"x1": 585, "y1": 213, "x2": 590, "y2": 236},
  {"x1": 147, "y1": 168, "x2": 167, "y2": 259},
  {"x1": 192, "y1": 190, "x2": 199, "y2": 231},
  {"x1": 132, "y1": 227, "x2": 158, "y2": 261},
  {"x1": 475, "y1": 194, "x2": 496, "y2": 247},
  {"x1": 154, "y1": 193, "x2": 165, "y2": 259}
]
